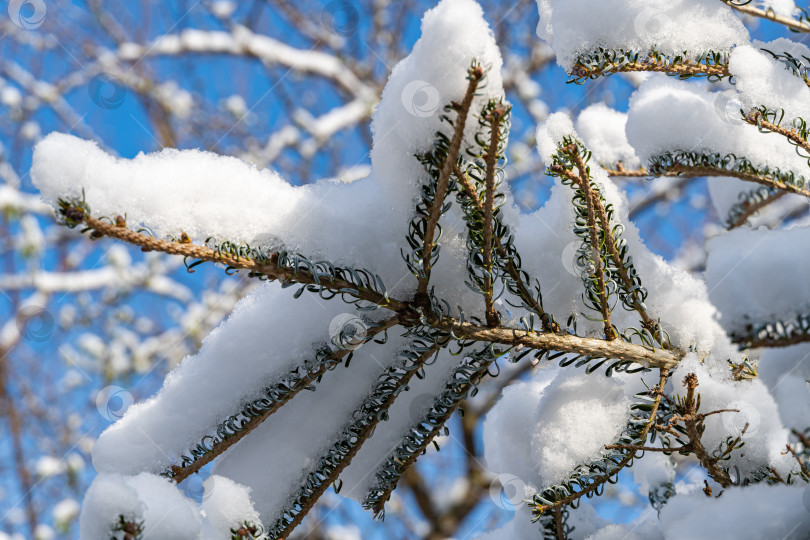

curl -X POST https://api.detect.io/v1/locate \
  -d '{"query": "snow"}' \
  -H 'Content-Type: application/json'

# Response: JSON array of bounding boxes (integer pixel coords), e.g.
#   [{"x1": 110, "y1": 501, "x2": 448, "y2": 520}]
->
[
  {"x1": 482, "y1": 377, "x2": 555, "y2": 493},
  {"x1": 756, "y1": 343, "x2": 810, "y2": 432},
  {"x1": 659, "y1": 484, "x2": 810, "y2": 540},
  {"x1": 201, "y1": 476, "x2": 260, "y2": 536},
  {"x1": 631, "y1": 451, "x2": 674, "y2": 497},
  {"x1": 92, "y1": 283, "x2": 379, "y2": 475},
  {"x1": 79, "y1": 474, "x2": 144, "y2": 539},
  {"x1": 626, "y1": 77, "x2": 810, "y2": 181},
  {"x1": 52, "y1": 498, "x2": 80, "y2": 529},
  {"x1": 575, "y1": 103, "x2": 640, "y2": 169},
  {"x1": 729, "y1": 39, "x2": 810, "y2": 125},
  {"x1": 530, "y1": 370, "x2": 631, "y2": 486},
  {"x1": 705, "y1": 226, "x2": 810, "y2": 337},
  {"x1": 535, "y1": 0, "x2": 749, "y2": 71},
  {"x1": 80, "y1": 473, "x2": 201, "y2": 539},
  {"x1": 35, "y1": 456, "x2": 66, "y2": 478}
]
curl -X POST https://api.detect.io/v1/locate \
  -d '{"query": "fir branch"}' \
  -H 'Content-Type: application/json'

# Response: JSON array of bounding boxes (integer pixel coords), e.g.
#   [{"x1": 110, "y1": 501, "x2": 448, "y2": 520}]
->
[
  {"x1": 721, "y1": 0, "x2": 810, "y2": 33},
  {"x1": 569, "y1": 48, "x2": 730, "y2": 84},
  {"x1": 364, "y1": 344, "x2": 503, "y2": 515},
  {"x1": 430, "y1": 318, "x2": 681, "y2": 369},
  {"x1": 551, "y1": 143, "x2": 617, "y2": 340},
  {"x1": 112, "y1": 515, "x2": 143, "y2": 540},
  {"x1": 416, "y1": 63, "x2": 485, "y2": 298},
  {"x1": 481, "y1": 104, "x2": 507, "y2": 327},
  {"x1": 727, "y1": 188, "x2": 786, "y2": 229},
  {"x1": 673, "y1": 373, "x2": 735, "y2": 487},
  {"x1": 54, "y1": 206, "x2": 680, "y2": 368},
  {"x1": 745, "y1": 109, "x2": 810, "y2": 165},
  {"x1": 268, "y1": 341, "x2": 446, "y2": 538},
  {"x1": 455, "y1": 164, "x2": 558, "y2": 331},
  {"x1": 732, "y1": 312, "x2": 810, "y2": 348},
  {"x1": 532, "y1": 369, "x2": 670, "y2": 516},
  {"x1": 163, "y1": 315, "x2": 400, "y2": 484},
  {"x1": 56, "y1": 208, "x2": 409, "y2": 312},
  {"x1": 570, "y1": 146, "x2": 669, "y2": 348},
  {"x1": 647, "y1": 157, "x2": 810, "y2": 200}
]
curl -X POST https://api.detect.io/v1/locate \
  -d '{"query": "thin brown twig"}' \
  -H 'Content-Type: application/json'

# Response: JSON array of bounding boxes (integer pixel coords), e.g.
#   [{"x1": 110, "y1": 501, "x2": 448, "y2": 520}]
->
[
  {"x1": 674, "y1": 165, "x2": 810, "y2": 199},
  {"x1": 70, "y1": 210, "x2": 681, "y2": 368},
  {"x1": 572, "y1": 58, "x2": 729, "y2": 81},
  {"x1": 783, "y1": 443, "x2": 810, "y2": 478},
  {"x1": 745, "y1": 110, "x2": 810, "y2": 162},
  {"x1": 454, "y1": 165, "x2": 557, "y2": 331},
  {"x1": 729, "y1": 190, "x2": 787, "y2": 229},
  {"x1": 73, "y1": 212, "x2": 409, "y2": 312},
  {"x1": 721, "y1": 0, "x2": 810, "y2": 33},
  {"x1": 417, "y1": 67, "x2": 484, "y2": 298},
  {"x1": 556, "y1": 148, "x2": 615, "y2": 340},
  {"x1": 482, "y1": 105, "x2": 505, "y2": 327},
  {"x1": 676, "y1": 373, "x2": 734, "y2": 487}
]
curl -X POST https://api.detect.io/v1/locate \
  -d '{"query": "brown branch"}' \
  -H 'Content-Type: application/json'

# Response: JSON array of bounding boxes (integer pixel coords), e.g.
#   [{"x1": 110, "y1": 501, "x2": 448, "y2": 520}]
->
[
  {"x1": 677, "y1": 373, "x2": 734, "y2": 487},
  {"x1": 454, "y1": 165, "x2": 557, "y2": 331},
  {"x1": 745, "y1": 110, "x2": 810, "y2": 162},
  {"x1": 72, "y1": 212, "x2": 410, "y2": 313},
  {"x1": 736, "y1": 327, "x2": 810, "y2": 348},
  {"x1": 604, "y1": 443, "x2": 684, "y2": 452},
  {"x1": 783, "y1": 444, "x2": 810, "y2": 478},
  {"x1": 167, "y1": 315, "x2": 400, "y2": 484},
  {"x1": 432, "y1": 319, "x2": 681, "y2": 369},
  {"x1": 671, "y1": 165, "x2": 810, "y2": 199},
  {"x1": 556, "y1": 148, "x2": 615, "y2": 340},
  {"x1": 0, "y1": 352, "x2": 38, "y2": 537},
  {"x1": 417, "y1": 66, "x2": 484, "y2": 297},
  {"x1": 68, "y1": 210, "x2": 681, "y2": 368},
  {"x1": 572, "y1": 58, "x2": 729, "y2": 82},
  {"x1": 729, "y1": 190, "x2": 787, "y2": 229},
  {"x1": 721, "y1": 0, "x2": 810, "y2": 33},
  {"x1": 482, "y1": 105, "x2": 506, "y2": 327}
]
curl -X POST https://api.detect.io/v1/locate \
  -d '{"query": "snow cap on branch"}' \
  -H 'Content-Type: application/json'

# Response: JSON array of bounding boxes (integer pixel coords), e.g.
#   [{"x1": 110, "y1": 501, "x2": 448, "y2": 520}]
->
[{"x1": 535, "y1": 0, "x2": 749, "y2": 70}]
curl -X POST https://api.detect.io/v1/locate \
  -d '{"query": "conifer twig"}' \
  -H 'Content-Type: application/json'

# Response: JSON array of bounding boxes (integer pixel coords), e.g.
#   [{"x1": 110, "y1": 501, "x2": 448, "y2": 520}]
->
[
  {"x1": 481, "y1": 104, "x2": 507, "y2": 327},
  {"x1": 555, "y1": 145, "x2": 616, "y2": 340},
  {"x1": 417, "y1": 65, "x2": 485, "y2": 298},
  {"x1": 166, "y1": 315, "x2": 401, "y2": 484},
  {"x1": 454, "y1": 165, "x2": 558, "y2": 331}
]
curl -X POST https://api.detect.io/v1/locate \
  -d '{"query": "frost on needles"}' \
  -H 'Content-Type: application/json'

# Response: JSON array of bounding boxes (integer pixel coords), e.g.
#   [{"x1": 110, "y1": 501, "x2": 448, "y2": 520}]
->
[{"x1": 29, "y1": 0, "x2": 810, "y2": 538}]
